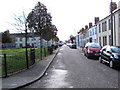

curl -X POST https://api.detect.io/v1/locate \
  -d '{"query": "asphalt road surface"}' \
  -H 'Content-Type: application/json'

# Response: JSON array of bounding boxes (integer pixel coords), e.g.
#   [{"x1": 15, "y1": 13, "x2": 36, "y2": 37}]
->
[{"x1": 24, "y1": 45, "x2": 120, "y2": 88}]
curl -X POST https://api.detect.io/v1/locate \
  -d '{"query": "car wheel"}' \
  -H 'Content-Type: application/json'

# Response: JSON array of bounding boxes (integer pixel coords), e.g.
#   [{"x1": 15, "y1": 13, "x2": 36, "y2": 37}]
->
[
  {"x1": 99, "y1": 56, "x2": 102, "y2": 63},
  {"x1": 84, "y1": 52, "x2": 86, "y2": 56},
  {"x1": 86, "y1": 53, "x2": 90, "y2": 58},
  {"x1": 109, "y1": 60, "x2": 114, "y2": 68}
]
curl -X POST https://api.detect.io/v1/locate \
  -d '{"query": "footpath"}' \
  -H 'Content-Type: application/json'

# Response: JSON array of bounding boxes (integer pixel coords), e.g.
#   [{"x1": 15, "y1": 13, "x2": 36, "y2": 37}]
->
[{"x1": 2, "y1": 48, "x2": 60, "y2": 90}]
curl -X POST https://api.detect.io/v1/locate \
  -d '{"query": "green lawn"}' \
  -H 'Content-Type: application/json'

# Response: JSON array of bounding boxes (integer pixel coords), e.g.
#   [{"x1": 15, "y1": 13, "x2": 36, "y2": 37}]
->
[{"x1": 0, "y1": 47, "x2": 49, "y2": 77}]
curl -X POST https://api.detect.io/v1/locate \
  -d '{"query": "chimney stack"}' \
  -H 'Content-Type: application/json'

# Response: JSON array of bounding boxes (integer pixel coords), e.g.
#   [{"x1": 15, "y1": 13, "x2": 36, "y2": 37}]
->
[
  {"x1": 110, "y1": 2, "x2": 117, "y2": 11},
  {"x1": 85, "y1": 25, "x2": 88, "y2": 29},
  {"x1": 94, "y1": 17, "x2": 99, "y2": 24},
  {"x1": 89, "y1": 22, "x2": 92, "y2": 28}
]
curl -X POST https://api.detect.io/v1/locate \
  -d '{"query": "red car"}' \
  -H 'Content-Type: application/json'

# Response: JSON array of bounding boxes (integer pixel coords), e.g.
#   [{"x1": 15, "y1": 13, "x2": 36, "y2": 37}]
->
[{"x1": 84, "y1": 43, "x2": 102, "y2": 58}]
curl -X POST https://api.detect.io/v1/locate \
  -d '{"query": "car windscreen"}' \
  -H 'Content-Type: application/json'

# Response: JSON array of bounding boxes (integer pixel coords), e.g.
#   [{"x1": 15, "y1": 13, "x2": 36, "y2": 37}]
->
[
  {"x1": 88, "y1": 44, "x2": 101, "y2": 48},
  {"x1": 111, "y1": 47, "x2": 120, "y2": 53}
]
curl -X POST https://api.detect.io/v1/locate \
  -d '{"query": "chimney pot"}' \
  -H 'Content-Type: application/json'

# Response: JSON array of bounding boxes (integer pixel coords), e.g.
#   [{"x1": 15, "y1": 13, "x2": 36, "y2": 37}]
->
[
  {"x1": 85, "y1": 25, "x2": 88, "y2": 29},
  {"x1": 110, "y1": 2, "x2": 117, "y2": 11},
  {"x1": 89, "y1": 22, "x2": 92, "y2": 28},
  {"x1": 94, "y1": 17, "x2": 99, "y2": 24}
]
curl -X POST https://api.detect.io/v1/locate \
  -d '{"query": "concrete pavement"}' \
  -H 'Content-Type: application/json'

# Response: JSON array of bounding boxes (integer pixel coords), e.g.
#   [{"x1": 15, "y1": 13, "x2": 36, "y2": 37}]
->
[
  {"x1": 2, "y1": 48, "x2": 60, "y2": 90},
  {"x1": 24, "y1": 45, "x2": 119, "y2": 88}
]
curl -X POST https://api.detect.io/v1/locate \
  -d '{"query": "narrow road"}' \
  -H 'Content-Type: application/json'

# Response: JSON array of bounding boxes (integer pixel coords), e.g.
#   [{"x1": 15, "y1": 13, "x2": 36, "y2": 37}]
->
[{"x1": 24, "y1": 45, "x2": 119, "y2": 88}]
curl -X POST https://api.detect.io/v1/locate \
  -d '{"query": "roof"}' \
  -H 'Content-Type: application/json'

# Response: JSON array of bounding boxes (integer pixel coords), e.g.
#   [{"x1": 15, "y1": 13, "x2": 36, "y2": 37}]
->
[
  {"x1": 10, "y1": 33, "x2": 40, "y2": 37},
  {"x1": 96, "y1": 9, "x2": 120, "y2": 24}
]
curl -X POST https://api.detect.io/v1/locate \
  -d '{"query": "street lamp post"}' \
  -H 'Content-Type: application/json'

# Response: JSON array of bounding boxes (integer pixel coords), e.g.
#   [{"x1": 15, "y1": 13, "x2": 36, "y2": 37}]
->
[
  {"x1": 110, "y1": 0, "x2": 113, "y2": 46},
  {"x1": 25, "y1": 21, "x2": 29, "y2": 69}
]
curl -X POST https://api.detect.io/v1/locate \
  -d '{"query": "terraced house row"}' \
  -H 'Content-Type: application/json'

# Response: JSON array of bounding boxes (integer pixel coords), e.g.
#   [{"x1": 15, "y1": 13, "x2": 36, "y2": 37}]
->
[
  {"x1": 76, "y1": 1, "x2": 120, "y2": 47},
  {"x1": 2, "y1": 33, "x2": 53, "y2": 48}
]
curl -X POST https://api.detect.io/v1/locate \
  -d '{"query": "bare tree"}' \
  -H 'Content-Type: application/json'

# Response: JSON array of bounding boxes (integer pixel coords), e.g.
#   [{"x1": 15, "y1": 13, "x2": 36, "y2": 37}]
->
[
  {"x1": 12, "y1": 11, "x2": 29, "y2": 69},
  {"x1": 11, "y1": 12, "x2": 27, "y2": 33}
]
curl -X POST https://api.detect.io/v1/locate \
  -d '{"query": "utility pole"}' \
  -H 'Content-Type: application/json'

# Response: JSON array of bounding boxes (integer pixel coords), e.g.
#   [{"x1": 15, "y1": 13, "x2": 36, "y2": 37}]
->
[
  {"x1": 110, "y1": 0, "x2": 113, "y2": 46},
  {"x1": 74, "y1": 28, "x2": 76, "y2": 44}
]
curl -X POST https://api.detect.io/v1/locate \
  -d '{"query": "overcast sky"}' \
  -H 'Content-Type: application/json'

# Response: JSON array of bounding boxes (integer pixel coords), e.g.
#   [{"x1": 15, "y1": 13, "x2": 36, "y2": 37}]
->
[{"x1": 0, "y1": 0, "x2": 120, "y2": 41}]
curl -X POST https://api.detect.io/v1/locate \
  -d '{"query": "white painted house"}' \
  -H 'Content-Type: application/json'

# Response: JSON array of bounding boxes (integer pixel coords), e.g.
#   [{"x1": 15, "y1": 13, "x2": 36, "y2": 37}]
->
[
  {"x1": 75, "y1": 2, "x2": 120, "y2": 48},
  {"x1": 97, "y1": 1, "x2": 120, "y2": 46},
  {"x1": 11, "y1": 33, "x2": 52, "y2": 48}
]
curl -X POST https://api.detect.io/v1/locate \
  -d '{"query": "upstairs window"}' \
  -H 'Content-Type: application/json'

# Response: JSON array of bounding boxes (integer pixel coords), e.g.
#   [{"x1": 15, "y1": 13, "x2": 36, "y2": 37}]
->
[
  {"x1": 104, "y1": 21, "x2": 107, "y2": 31},
  {"x1": 108, "y1": 19, "x2": 111, "y2": 30},
  {"x1": 102, "y1": 23, "x2": 104, "y2": 32},
  {"x1": 99, "y1": 24, "x2": 101, "y2": 33},
  {"x1": 20, "y1": 38, "x2": 22, "y2": 41},
  {"x1": 102, "y1": 21, "x2": 107, "y2": 32}
]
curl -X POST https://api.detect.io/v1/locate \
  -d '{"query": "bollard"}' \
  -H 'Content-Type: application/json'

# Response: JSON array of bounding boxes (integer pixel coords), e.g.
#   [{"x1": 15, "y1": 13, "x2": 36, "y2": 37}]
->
[
  {"x1": 4, "y1": 54, "x2": 7, "y2": 77},
  {"x1": 48, "y1": 46, "x2": 53, "y2": 55},
  {"x1": 44, "y1": 48, "x2": 46, "y2": 57},
  {"x1": 30, "y1": 49, "x2": 35, "y2": 65}
]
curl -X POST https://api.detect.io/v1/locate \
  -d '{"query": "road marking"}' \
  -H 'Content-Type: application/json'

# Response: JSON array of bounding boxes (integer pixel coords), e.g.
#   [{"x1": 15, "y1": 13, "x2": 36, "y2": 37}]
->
[
  {"x1": 69, "y1": 86, "x2": 74, "y2": 88},
  {"x1": 80, "y1": 53, "x2": 84, "y2": 55},
  {"x1": 58, "y1": 53, "x2": 62, "y2": 56},
  {"x1": 45, "y1": 69, "x2": 70, "y2": 88},
  {"x1": 60, "y1": 48, "x2": 64, "y2": 51}
]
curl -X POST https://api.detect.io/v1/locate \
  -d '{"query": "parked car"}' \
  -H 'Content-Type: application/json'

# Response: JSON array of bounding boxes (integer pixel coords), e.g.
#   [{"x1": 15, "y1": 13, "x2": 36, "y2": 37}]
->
[
  {"x1": 66, "y1": 43, "x2": 73, "y2": 48},
  {"x1": 84, "y1": 43, "x2": 101, "y2": 58},
  {"x1": 99, "y1": 45, "x2": 120, "y2": 68},
  {"x1": 71, "y1": 44, "x2": 77, "y2": 49},
  {"x1": 58, "y1": 42, "x2": 64, "y2": 46}
]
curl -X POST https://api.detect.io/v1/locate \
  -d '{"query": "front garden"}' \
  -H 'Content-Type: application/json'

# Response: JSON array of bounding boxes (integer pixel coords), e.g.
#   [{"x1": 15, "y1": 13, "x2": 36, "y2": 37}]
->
[{"x1": 0, "y1": 47, "x2": 50, "y2": 77}]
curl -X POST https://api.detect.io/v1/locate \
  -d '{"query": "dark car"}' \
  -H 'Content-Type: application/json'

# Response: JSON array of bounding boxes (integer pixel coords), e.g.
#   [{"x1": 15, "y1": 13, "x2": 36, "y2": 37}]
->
[
  {"x1": 71, "y1": 44, "x2": 77, "y2": 49},
  {"x1": 84, "y1": 43, "x2": 101, "y2": 58},
  {"x1": 58, "y1": 42, "x2": 64, "y2": 47},
  {"x1": 99, "y1": 45, "x2": 120, "y2": 68}
]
